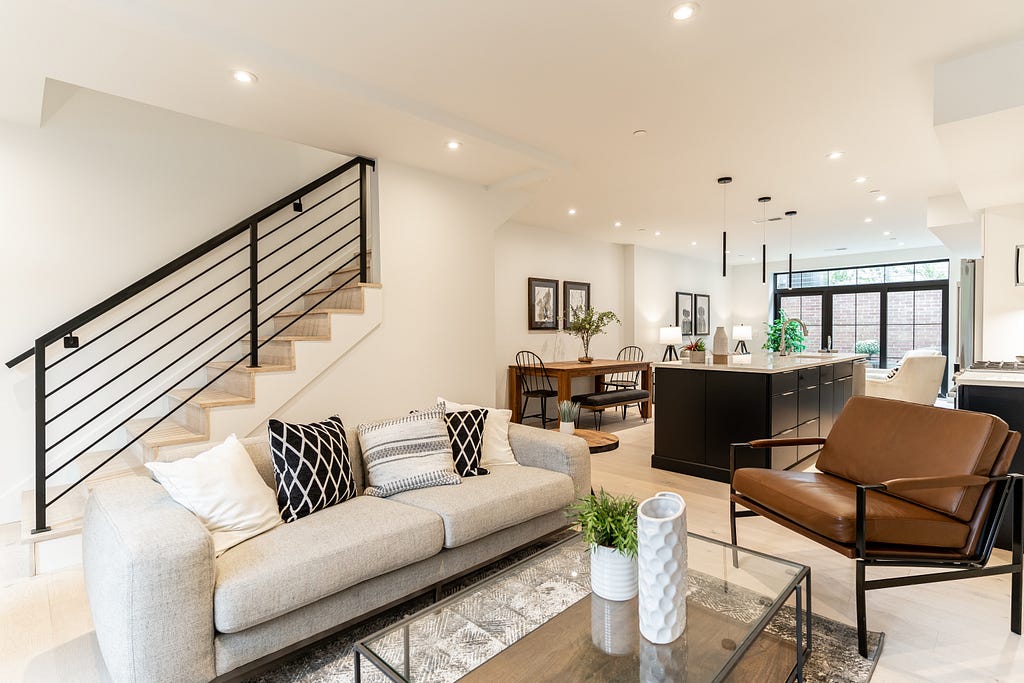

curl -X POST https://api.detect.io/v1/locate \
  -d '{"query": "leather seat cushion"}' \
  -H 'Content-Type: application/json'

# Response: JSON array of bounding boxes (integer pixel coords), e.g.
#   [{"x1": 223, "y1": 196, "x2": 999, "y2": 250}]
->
[
  {"x1": 817, "y1": 396, "x2": 1009, "y2": 520},
  {"x1": 732, "y1": 469, "x2": 970, "y2": 548}
]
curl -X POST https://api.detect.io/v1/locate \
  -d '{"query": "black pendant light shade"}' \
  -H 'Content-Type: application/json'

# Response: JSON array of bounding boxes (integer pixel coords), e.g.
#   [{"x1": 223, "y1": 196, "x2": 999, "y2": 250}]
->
[
  {"x1": 785, "y1": 210, "x2": 797, "y2": 289},
  {"x1": 718, "y1": 176, "x2": 732, "y2": 277},
  {"x1": 758, "y1": 196, "x2": 771, "y2": 283}
]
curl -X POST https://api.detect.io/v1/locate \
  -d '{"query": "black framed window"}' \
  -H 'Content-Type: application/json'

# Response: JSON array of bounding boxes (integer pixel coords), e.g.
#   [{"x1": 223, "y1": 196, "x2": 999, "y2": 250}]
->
[{"x1": 773, "y1": 259, "x2": 950, "y2": 389}]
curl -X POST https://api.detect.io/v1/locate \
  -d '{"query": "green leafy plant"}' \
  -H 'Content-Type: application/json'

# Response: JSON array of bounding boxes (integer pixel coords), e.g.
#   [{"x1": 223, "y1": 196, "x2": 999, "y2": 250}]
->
[
  {"x1": 567, "y1": 489, "x2": 638, "y2": 559},
  {"x1": 683, "y1": 337, "x2": 705, "y2": 352},
  {"x1": 762, "y1": 310, "x2": 807, "y2": 353},
  {"x1": 855, "y1": 339, "x2": 880, "y2": 356},
  {"x1": 566, "y1": 306, "x2": 621, "y2": 359},
  {"x1": 558, "y1": 400, "x2": 580, "y2": 422}
]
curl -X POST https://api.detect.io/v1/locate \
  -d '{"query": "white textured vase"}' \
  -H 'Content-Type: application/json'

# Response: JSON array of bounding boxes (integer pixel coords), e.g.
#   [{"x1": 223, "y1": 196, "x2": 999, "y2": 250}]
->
[
  {"x1": 713, "y1": 326, "x2": 729, "y2": 355},
  {"x1": 590, "y1": 545, "x2": 638, "y2": 601},
  {"x1": 559, "y1": 421, "x2": 575, "y2": 434},
  {"x1": 637, "y1": 493, "x2": 687, "y2": 644},
  {"x1": 590, "y1": 595, "x2": 639, "y2": 656}
]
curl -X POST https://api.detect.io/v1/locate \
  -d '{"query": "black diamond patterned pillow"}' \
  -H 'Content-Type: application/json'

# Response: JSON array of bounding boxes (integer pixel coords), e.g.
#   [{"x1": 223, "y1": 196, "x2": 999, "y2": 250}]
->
[
  {"x1": 446, "y1": 409, "x2": 489, "y2": 477},
  {"x1": 268, "y1": 415, "x2": 356, "y2": 523}
]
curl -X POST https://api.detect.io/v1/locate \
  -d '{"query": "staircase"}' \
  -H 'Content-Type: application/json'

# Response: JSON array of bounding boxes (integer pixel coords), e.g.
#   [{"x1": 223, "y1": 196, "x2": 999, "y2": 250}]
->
[{"x1": 7, "y1": 156, "x2": 379, "y2": 573}]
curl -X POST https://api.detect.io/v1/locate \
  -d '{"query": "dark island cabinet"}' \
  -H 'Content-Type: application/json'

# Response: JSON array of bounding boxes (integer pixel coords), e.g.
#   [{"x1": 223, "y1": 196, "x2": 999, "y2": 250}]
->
[{"x1": 652, "y1": 358, "x2": 857, "y2": 482}]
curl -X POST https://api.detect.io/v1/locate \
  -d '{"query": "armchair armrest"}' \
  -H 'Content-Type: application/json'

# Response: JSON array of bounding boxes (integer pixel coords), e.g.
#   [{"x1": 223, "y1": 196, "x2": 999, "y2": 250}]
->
[
  {"x1": 880, "y1": 474, "x2": 991, "y2": 493},
  {"x1": 747, "y1": 437, "x2": 828, "y2": 449},
  {"x1": 508, "y1": 422, "x2": 591, "y2": 498},
  {"x1": 83, "y1": 477, "x2": 216, "y2": 683}
]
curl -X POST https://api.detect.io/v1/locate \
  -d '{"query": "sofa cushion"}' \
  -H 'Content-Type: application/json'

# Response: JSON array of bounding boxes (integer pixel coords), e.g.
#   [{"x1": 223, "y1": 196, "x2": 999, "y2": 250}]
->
[
  {"x1": 446, "y1": 408, "x2": 489, "y2": 477},
  {"x1": 387, "y1": 465, "x2": 574, "y2": 549},
  {"x1": 817, "y1": 396, "x2": 1009, "y2": 521},
  {"x1": 733, "y1": 469, "x2": 970, "y2": 548},
  {"x1": 358, "y1": 404, "x2": 461, "y2": 497},
  {"x1": 213, "y1": 496, "x2": 444, "y2": 633},
  {"x1": 268, "y1": 416, "x2": 356, "y2": 522}
]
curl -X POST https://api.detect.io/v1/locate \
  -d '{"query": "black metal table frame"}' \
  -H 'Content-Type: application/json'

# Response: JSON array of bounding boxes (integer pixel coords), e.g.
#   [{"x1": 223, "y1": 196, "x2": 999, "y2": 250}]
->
[{"x1": 354, "y1": 533, "x2": 811, "y2": 683}]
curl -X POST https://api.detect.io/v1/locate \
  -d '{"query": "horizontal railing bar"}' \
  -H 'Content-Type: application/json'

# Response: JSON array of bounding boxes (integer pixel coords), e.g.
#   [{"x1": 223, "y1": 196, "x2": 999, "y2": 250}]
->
[
  {"x1": 46, "y1": 333, "x2": 251, "y2": 499},
  {"x1": 257, "y1": 200, "x2": 359, "y2": 266},
  {"x1": 45, "y1": 242, "x2": 249, "y2": 372},
  {"x1": 257, "y1": 237, "x2": 359, "y2": 306},
  {"x1": 259, "y1": 216, "x2": 359, "y2": 283},
  {"x1": 45, "y1": 267, "x2": 249, "y2": 399},
  {"x1": 261, "y1": 272, "x2": 360, "y2": 342},
  {"x1": 258, "y1": 177, "x2": 359, "y2": 244},
  {"x1": 45, "y1": 304, "x2": 250, "y2": 456},
  {"x1": 8, "y1": 156, "x2": 373, "y2": 365}
]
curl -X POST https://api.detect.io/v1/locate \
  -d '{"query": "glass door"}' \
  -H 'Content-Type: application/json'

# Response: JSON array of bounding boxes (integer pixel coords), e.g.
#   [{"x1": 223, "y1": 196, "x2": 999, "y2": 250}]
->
[
  {"x1": 830, "y1": 292, "x2": 881, "y2": 367},
  {"x1": 777, "y1": 294, "x2": 823, "y2": 351},
  {"x1": 885, "y1": 288, "x2": 944, "y2": 368}
]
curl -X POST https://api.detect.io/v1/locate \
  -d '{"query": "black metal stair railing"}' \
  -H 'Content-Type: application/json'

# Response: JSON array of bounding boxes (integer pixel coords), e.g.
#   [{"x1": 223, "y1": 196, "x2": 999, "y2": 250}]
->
[{"x1": 6, "y1": 156, "x2": 376, "y2": 534}]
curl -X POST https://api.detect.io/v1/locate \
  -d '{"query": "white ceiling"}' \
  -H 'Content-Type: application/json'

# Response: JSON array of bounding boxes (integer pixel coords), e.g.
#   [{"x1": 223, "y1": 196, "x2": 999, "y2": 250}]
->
[{"x1": 3, "y1": 0, "x2": 1024, "y2": 263}]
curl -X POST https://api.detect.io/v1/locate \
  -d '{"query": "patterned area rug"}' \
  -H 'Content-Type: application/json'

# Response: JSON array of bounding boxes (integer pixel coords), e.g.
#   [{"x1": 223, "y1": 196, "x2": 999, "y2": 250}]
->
[{"x1": 246, "y1": 535, "x2": 883, "y2": 683}]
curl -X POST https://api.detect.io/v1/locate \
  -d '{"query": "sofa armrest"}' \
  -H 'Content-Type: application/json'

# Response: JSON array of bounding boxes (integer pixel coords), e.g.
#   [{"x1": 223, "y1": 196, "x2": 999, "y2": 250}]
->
[
  {"x1": 508, "y1": 422, "x2": 591, "y2": 498},
  {"x1": 83, "y1": 477, "x2": 216, "y2": 683}
]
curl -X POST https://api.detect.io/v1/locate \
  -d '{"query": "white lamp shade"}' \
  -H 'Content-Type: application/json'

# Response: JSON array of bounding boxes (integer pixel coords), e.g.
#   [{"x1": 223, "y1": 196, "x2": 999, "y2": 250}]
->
[
  {"x1": 732, "y1": 324, "x2": 752, "y2": 341},
  {"x1": 659, "y1": 326, "x2": 683, "y2": 345}
]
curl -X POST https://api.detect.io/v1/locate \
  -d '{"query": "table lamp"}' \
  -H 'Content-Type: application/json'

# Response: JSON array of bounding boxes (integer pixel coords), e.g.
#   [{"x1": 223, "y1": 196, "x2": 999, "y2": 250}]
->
[
  {"x1": 659, "y1": 326, "x2": 683, "y2": 361},
  {"x1": 732, "y1": 324, "x2": 752, "y2": 354}
]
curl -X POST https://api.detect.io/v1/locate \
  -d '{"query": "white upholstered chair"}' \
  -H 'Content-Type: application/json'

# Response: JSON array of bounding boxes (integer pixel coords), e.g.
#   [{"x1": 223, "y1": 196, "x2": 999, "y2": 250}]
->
[{"x1": 864, "y1": 354, "x2": 946, "y2": 405}]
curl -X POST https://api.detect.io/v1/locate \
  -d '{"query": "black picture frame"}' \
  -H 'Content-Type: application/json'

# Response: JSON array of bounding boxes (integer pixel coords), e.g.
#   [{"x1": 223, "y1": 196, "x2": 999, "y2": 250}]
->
[
  {"x1": 563, "y1": 281, "x2": 591, "y2": 330},
  {"x1": 528, "y1": 277, "x2": 559, "y2": 330},
  {"x1": 675, "y1": 292, "x2": 694, "y2": 336},
  {"x1": 694, "y1": 294, "x2": 711, "y2": 336}
]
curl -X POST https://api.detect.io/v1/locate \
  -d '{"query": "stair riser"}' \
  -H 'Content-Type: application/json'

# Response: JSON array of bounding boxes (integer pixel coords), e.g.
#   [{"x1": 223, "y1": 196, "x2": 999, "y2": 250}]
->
[
  {"x1": 235, "y1": 339, "x2": 295, "y2": 366},
  {"x1": 272, "y1": 314, "x2": 330, "y2": 337},
  {"x1": 329, "y1": 270, "x2": 368, "y2": 289},
  {"x1": 208, "y1": 367, "x2": 256, "y2": 399},
  {"x1": 126, "y1": 439, "x2": 158, "y2": 463},
  {"x1": 166, "y1": 396, "x2": 209, "y2": 435},
  {"x1": 302, "y1": 288, "x2": 362, "y2": 311}
]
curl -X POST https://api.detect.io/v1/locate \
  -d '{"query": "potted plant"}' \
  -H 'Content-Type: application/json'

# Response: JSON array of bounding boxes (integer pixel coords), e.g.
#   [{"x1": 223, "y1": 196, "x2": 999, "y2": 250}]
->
[
  {"x1": 558, "y1": 400, "x2": 580, "y2": 434},
  {"x1": 568, "y1": 489, "x2": 638, "y2": 601},
  {"x1": 762, "y1": 310, "x2": 807, "y2": 353},
  {"x1": 683, "y1": 337, "x2": 706, "y2": 364},
  {"x1": 565, "y1": 306, "x2": 621, "y2": 363},
  {"x1": 855, "y1": 339, "x2": 880, "y2": 363}
]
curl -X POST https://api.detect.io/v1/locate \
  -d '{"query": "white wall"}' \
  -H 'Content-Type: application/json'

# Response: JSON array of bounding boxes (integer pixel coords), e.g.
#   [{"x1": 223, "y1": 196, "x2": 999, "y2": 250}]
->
[
  {"x1": 981, "y1": 207, "x2": 1024, "y2": 361},
  {"x1": 493, "y1": 222, "x2": 628, "y2": 408},
  {"x1": 630, "y1": 246, "x2": 734, "y2": 360},
  {"x1": 0, "y1": 87, "x2": 348, "y2": 523},
  {"x1": 275, "y1": 163, "x2": 524, "y2": 427}
]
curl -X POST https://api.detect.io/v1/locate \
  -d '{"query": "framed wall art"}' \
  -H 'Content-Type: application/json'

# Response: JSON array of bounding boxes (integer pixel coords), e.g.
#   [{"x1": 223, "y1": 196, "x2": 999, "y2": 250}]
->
[
  {"x1": 528, "y1": 277, "x2": 559, "y2": 330},
  {"x1": 562, "y1": 281, "x2": 591, "y2": 330},
  {"x1": 675, "y1": 292, "x2": 694, "y2": 336},
  {"x1": 694, "y1": 294, "x2": 711, "y2": 336}
]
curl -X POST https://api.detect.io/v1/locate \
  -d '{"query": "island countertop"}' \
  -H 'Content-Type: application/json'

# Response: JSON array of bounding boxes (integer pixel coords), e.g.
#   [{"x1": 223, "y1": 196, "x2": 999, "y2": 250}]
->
[{"x1": 653, "y1": 351, "x2": 867, "y2": 374}]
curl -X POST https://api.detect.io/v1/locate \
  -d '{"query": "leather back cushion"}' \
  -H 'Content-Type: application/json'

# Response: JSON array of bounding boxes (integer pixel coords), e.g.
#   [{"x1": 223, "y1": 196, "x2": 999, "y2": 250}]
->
[{"x1": 817, "y1": 396, "x2": 1010, "y2": 520}]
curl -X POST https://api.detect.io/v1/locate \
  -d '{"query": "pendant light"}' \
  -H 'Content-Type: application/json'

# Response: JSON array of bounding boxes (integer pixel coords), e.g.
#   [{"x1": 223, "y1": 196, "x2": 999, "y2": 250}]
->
[
  {"x1": 718, "y1": 176, "x2": 732, "y2": 277},
  {"x1": 758, "y1": 196, "x2": 771, "y2": 283},
  {"x1": 784, "y1": 210, "x2": 797, "y2": 289}
]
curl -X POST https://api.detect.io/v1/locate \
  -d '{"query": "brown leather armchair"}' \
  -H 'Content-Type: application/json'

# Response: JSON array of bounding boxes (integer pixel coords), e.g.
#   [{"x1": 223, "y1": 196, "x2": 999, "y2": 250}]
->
[{"x1": 729, "y1": 395, "x2": 1022, "y2": 657}]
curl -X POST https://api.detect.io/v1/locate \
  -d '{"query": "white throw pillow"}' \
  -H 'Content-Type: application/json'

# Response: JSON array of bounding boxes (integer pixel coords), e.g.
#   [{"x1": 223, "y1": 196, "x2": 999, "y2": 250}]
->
[
  {"x1": 438, "y1": 397, "x2": 518, "y2": 467},
  {"x1": 145, "y1": 434, "x2": 283, "y2": 556}
]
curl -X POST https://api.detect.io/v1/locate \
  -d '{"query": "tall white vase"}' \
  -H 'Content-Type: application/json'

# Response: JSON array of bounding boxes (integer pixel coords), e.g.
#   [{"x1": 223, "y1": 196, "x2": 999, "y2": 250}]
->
[
  {"x1": 712, "y1": 326, "x2": 729, "y2": 355},
  {"x1": 590, "y1": 545, "x2": 638, "y2": 601},
  {"x1": 637, "y1": 493, "x2": 687, "y2": 644}
]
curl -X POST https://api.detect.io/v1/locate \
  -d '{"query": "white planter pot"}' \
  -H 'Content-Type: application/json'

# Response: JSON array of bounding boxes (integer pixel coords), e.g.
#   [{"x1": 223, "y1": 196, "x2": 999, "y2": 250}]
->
[
  {"x1": 638, "y1": 493, "x2": 687, "y2": 644},
  {"x1": 559, "y1": 421, "x2": 575, "y2": 434},
  {"x1": 590, "y1": 545, "x2": 638, "y2": 601}
]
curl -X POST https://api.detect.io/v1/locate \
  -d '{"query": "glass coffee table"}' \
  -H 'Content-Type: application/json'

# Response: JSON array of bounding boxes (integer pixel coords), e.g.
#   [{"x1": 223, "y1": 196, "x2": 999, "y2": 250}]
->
[{"x1": 355, "y1": 533, "x2": 810, "y2": 683}]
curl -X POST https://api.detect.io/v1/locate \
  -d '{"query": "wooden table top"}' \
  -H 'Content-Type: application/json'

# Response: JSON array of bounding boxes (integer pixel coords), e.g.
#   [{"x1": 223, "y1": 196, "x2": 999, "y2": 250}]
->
[
  {"x1": 549, "y1": 427, "x2": 619, "y2": 453},
  {"x1": 509, "y1": 359, "x2": 651, "y2": 373}
]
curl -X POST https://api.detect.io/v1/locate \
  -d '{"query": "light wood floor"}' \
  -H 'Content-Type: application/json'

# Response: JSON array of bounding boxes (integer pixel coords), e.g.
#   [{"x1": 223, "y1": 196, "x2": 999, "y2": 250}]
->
[{"x1": 1, "y1": 420, "x2": 1022, "y2": 682}]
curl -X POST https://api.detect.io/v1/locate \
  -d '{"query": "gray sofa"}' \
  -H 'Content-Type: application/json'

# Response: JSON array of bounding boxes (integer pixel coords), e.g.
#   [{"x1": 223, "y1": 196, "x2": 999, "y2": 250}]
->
[{"x1": 82, "y1": 422, "x2": 590, "y2": 683}]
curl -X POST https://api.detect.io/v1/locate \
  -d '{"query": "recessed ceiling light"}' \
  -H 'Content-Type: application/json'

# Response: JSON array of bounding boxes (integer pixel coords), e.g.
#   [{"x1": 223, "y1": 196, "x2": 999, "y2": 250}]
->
[
  {"x1": 568, "y1": 208, "x2": 576, "y2": 216},
  {"x1": 883, "y1": 230, "x2": 891, "y2": 236},
  {"x1": 671, "y1": 3, "x2": 699, "y2": 21},
  {"x1": 655, "y1": 231, "x2": 662, "y2": 236},
  {"x1": 864, "y1": 218, "x2": 873, "y2": 223},
  {"x1": 446, "y1": 140, "x2": 462, "y2": 150},
  {"x1": 614, "y1": 221, "x2": 622, "y2": 227},
  {"x1": 827, "y1": 151, "x2": 844, "y2": 160},
  {"x1": 876, "y1": 195, "x2": 887, "y2": 202},
  {"x1": 691, "y1": 241, "x2": 697, "y2": 246},
  {"x1": 232, "y1": 70, "x2": 258, "y2": 84},
  {"x1": 854, "y1": 176, "x2": 868, "y2": 183}
]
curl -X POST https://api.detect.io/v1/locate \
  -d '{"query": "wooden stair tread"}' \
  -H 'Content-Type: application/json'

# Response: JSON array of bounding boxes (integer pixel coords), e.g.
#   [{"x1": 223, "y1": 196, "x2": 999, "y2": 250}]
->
[
  {"x1": 125, "y1": 418, "x2": 206, "y2": 447},
  {"x1": 168, "y1": 388, "x2": 254, "y2": 408},
  {"x1": 20, "y1": 486, "x2": 88, "y2": 543},
  {"x1": 76, "y1": 449, "x2": 147, "y2": 482},
  {"x1": 274, "y1": 307, "x2": 364, "y2": 319},
  {"x1": 243, "y1": 334, "x2": 330, "y2": 342},
  {"x1": 207, "y1": 361, "x2": 294, "y2": 373}
]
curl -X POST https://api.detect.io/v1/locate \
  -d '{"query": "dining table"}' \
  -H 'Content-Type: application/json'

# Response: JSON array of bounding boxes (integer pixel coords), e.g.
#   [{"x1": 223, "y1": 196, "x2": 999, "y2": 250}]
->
[{"x1": 507, "y1": 358, "x2": 652, "y2": 423}]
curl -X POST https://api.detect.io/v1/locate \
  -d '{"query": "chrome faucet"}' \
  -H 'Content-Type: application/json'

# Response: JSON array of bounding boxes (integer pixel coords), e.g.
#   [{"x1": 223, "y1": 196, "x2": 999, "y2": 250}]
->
[{"x1": 779, "y1": 316, "x2": 809, "y2": 356}]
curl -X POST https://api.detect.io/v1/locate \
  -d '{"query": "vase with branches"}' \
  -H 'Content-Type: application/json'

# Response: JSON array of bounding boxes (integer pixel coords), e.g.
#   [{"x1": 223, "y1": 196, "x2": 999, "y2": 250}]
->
[{"x1": 565, "y1": 306, "x2": 621, "y2": 363}]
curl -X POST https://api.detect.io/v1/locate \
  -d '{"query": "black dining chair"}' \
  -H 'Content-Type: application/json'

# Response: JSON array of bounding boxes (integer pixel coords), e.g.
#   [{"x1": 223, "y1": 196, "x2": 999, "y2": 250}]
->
[
  {"x1": 604, "y1": 346, "x2": 644, "y2": 419},
  {"x1": 515, "y1": 351, "x2": 558, "y2": 429}
]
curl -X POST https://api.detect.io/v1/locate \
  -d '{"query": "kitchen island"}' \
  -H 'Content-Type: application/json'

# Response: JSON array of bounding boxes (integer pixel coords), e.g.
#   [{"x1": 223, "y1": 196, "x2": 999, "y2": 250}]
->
[{"x1": 653, "y1": 352, "x2": 866, "y2": 482}]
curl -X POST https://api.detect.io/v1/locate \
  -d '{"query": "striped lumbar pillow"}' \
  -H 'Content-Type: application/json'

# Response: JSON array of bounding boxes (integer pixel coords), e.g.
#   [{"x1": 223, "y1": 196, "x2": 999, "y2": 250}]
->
[{"x1": 358, "y1": 403, "x2": 461, "y2": 497}]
